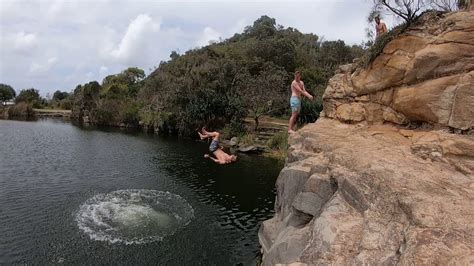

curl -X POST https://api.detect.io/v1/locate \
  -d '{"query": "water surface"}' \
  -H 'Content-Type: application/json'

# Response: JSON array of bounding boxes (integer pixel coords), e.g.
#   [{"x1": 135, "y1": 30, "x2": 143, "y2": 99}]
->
[{"x1": 0, "y1": 119, "x2": 282, "y2": 264}]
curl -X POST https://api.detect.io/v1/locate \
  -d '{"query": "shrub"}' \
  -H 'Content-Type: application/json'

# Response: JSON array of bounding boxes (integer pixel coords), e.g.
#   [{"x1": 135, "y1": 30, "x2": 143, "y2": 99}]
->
[
  {"x1": 120, "y1": 102, "x2": 142, "y2": 126},
  {"x1": 298, "y1": 99, "x2": 322, "y2": 125},
  {"x1": 238, "y1": 133, "x2": 256, "y2": 146},
  {"x1": 221, "y1": 118, "x2": 248, "y2": 139},
  {"x1": 266, "y1": 131, "x2": 289, "y2": 158},
  {"x1": 7, "y1": 102, "x2": 34, "y2": 118}
]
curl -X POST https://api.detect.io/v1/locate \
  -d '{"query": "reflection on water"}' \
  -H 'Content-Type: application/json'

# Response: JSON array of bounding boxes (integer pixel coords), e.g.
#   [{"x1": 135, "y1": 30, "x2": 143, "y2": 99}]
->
[{"x1": 0, "y1": 119, "x2": 283, "y2": 264}]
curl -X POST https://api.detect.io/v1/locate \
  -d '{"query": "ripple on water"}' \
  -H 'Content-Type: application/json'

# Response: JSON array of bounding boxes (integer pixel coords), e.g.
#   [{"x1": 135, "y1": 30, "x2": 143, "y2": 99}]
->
[{"x1": 75, "y1": 189, "x2": 194, "y2": 245}]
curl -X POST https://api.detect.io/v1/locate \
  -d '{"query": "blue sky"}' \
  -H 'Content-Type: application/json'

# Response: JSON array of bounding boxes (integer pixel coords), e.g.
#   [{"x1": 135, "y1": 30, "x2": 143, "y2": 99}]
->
[{"x1": 0, "y1": 0, "x2": 398, "y2": 96}]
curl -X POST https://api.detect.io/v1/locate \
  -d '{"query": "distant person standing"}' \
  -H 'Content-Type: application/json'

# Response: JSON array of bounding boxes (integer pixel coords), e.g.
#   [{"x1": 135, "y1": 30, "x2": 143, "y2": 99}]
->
[
  {"x1": 375, "y1": 15, "x2": 388, "y2": 39},
  {"x1": 288, "y1": 71, "x2": 313, "y2": 134}
]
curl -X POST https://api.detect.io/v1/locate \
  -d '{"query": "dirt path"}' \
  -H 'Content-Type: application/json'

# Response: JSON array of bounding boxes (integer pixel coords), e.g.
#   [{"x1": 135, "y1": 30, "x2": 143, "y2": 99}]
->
[{"x1": 33, "y1": 108, "x2": 71, "y2": 117}]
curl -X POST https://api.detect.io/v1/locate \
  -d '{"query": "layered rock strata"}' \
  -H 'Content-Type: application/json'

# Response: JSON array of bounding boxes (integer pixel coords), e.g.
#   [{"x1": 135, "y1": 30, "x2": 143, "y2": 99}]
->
[
  {"x1": 322, "y1": 11, "x2": 473, "y2": 131},
  {"x1": 259, "y1": 11, "x2": 474, "y2": 265}
]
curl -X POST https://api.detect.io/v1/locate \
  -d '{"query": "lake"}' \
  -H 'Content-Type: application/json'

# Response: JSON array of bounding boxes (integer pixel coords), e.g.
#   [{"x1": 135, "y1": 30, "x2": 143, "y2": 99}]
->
[{"x1": 0, "y1": 119, "x2": 283, "y2": 264}]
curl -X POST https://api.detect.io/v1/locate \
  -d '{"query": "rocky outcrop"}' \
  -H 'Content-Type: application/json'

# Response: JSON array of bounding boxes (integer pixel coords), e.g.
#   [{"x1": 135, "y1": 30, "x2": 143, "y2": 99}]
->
[
  {"x1": 260, "y1": 11, "x2": 474, "y2": 265},
  {"x1": 322, "y1": 11, "x2": 474, "y2": 130},
  {"x1": 260, "y1": 119, "x2": 474, "y2": 264}
]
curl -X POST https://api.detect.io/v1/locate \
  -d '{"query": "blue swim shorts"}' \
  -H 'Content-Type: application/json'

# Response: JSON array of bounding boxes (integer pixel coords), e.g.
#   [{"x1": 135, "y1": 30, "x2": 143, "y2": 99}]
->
[
  {"x1": 290, "y1": 96, "x2": 301, "y2": 113},
  {"x1": 209, "y1": 140, "x2": 219, "y2": 153}
]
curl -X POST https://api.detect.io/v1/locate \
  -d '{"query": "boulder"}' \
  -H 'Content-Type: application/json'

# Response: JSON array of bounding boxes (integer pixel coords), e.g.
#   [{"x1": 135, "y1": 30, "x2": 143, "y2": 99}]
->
[
  {"x1": 259, "y1": 119, "x2": 474, "y2": 264},
  {"x1": 229, "y1": 137, "x2": 239, "y2": 146}
]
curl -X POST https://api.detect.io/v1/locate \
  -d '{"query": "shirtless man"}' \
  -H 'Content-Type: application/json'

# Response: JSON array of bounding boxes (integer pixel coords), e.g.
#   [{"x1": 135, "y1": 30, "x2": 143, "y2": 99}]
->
[
  {"x1": 375, "y1": 15, "x2": 388, "y2": 39},
  {"x1": 198, "y1": 128, "x2": 237, "y2": 164},
  {"x1": 288, "y1": 71, "x2": 314, "y2": 134}
]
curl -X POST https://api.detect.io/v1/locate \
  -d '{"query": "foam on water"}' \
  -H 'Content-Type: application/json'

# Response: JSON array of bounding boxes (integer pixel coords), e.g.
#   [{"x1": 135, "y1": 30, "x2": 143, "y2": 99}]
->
[{"x1": 76, "y1": 189, "x2": 194, "y2": 244}]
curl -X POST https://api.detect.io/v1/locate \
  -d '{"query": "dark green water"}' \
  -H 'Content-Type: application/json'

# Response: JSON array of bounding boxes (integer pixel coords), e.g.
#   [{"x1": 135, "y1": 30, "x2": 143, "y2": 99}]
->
[{"x1": 0, "y1": 119, "x2": 283, "y2": 264}]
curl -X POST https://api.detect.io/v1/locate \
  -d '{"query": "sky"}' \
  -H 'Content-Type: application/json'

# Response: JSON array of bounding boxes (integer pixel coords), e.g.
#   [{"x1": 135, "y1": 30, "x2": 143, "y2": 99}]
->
[{"x1": 0, "y1": 0, "x2": 398, "y2": 96}]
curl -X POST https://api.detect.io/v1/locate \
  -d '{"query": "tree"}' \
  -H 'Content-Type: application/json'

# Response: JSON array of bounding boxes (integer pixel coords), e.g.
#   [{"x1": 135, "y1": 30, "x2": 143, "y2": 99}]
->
[
  {"x1": 0, "y1": 84, "x2": 16, "y2": 104},
  {"x1": 123, "y1": 67, "x2": 145, "y2": 84},
  {"x1": 430, "y1": 0, "x2": 460, "y2": 11},
  {"x1": 15, "y1": 88, "x2": 40, "y2": 104},
  {"x1": 372, "y1": 0, "x2": 428, "y2": 24},
  {"x1": 244, "y1": 15, "x2": 277, "y2": 39},
  {"x1": 52, "y1": 90, "x2": 69, "y2": 101},
  {"x1": 236, "y1": 64, "x2": 288, "y2": 131}
]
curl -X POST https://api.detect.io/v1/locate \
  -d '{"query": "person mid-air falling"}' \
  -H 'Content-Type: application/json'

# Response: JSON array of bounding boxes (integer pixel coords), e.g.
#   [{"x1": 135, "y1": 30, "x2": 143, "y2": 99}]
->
[{"x1": 198, "y1": 127, "x2": 237, "y2": 164}]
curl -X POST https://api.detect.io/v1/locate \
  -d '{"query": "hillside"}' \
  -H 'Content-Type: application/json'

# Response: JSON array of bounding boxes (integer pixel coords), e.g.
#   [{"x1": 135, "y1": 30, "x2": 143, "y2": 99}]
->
[{"x1": 71, "y1": 16, "x2": 363, "y2": 137}]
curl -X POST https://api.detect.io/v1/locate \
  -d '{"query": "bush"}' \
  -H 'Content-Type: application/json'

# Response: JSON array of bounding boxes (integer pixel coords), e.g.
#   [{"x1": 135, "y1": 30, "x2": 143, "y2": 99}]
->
[
  {"x1": 266, "y1": 131, "x2": 289, "y2": 157},
  {"x1": 120, "y1": 102, "x2": 142, "y2": 126},
  {"x1": 298, "y1": 99, "x2": 322, "y2": 125},
  {"x1": 59, "y1": 98, "x2": 72, "y2": 110},
  {"x1": 238, "y1": 133, "x2": 256, "y2": 146},
  {"x1": 7, "y1": 102, "x2": 34, "y2": 118},
  {"x1": 221, "y1": 118, "x2": 248, "y2": 139}
]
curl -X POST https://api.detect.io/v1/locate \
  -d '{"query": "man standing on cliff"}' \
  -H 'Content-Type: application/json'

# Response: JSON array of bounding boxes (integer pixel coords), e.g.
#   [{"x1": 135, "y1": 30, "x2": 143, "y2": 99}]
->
[
  {"x1": 288, "y1": 71, "x2": 313, "y2": 134},
  {"x1": 375, "y1": 15, "x2": 388, "y2": 39}
]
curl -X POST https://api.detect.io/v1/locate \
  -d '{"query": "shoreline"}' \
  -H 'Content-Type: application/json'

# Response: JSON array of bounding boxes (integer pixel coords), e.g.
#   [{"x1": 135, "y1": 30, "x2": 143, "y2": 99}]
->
[{"x1": 2, "y1": 115, "x2": 286, "y2": 161}]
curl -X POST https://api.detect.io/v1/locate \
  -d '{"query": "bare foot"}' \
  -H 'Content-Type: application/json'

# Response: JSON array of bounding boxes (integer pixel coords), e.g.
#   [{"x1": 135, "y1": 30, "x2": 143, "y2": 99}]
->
[
  {"x1": 288, "y1": 129, "x2": 297, "y2": 134},
  {"x1": 198, "y1": 131, "x2": 206, "y2": 140}
]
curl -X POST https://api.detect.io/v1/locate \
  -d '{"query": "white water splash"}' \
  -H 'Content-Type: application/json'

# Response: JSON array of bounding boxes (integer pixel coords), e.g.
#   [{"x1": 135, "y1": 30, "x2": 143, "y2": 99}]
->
[{"x1": 76, "y1": 189, "x2": 194, "y2": 244}]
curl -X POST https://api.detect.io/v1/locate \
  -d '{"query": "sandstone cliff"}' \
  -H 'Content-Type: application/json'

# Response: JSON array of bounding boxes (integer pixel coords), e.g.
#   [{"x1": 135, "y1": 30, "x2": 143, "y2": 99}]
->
[{"x1": 259, "y1": 10, "x2": 474, "y2": 265}]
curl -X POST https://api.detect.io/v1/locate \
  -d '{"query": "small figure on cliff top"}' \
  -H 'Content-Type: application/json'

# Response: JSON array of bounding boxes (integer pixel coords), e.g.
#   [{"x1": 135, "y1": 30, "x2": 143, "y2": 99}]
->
[
  {"x1": 198, "y1": 127, "x2": 237, "y2": 164},
  {"x1": 375, "y1": 15, "x2": 388, "y2": 39},
  {"x1": 288, "y1": 70, "x2": 314, "y2": 134}
]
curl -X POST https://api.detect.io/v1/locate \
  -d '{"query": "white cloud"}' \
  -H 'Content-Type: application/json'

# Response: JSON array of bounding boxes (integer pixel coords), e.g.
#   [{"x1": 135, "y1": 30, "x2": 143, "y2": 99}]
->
[
  {"x1": 29, "y1": 57, "x2": 57, "y2": 74},
  {"x1": 197, "y1": 27, "x2": 221, "y2": 47},
  {"x1": 109, "y1": 14, "x2": 161, "y2": 65},
  {"x1": 1, "y1": 1, "x2": 384, "y2": 95},
  {"x1": 99, "y1": 66, "x2": 109, "y2": 73},
  {"x1": 13, "y1": 31, "x2": 38, "y2": 51},
  {"x1": 230, "y1": 18, "x2": 248, "y2": 35}
]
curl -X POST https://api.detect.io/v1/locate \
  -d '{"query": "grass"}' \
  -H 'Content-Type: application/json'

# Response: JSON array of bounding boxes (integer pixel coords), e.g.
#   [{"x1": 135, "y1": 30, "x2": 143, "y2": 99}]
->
[{"x1": 266, "y1": 131, "x2": 289, "y2": 159}]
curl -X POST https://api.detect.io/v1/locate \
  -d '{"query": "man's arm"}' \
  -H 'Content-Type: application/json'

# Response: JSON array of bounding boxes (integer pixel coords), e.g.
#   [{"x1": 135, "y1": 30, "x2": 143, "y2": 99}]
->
[
  {"x1": 204, "y1": 154, "x2": 225, "y2": 164},
  {"x1": 382, "y1": 23, "x2": 388, "y2": 34},
  {"x1": 292, "y1": 81, "x2": 313, "y2": 100}
]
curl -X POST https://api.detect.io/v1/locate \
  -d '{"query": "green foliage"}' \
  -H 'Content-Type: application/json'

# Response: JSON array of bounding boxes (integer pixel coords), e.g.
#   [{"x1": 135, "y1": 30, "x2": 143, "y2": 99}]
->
[
  {"x1": 52, "y1": 90, "x2": 69, "y2": 101},
  {"x1": 120, "y1": 101, "x2": 142, "y2": 126},
  {"x1": 266, "y1": 131, "x2": 289, "y2": 158},
  {"x1": 238, "y1": 133, "x2": 256, "y2": 146},
  {"x1": 7, "y1": 102, "x2": 34, "y2": 118},
  {"x1": 0, "y1": 84, "x2": 16, "y2": 103},
  {"x1": 15, "y1": 88, "x2": 40, "y2": 104},
  {"x1": 298, "y1": 98, "x2": 323, "y2": 125},
  {"x1": 235, "y1": 63, "x2": 289, "y2": 130},
  {"x1": 221, "y1": 118, "x2": 248, "y2": 139}
]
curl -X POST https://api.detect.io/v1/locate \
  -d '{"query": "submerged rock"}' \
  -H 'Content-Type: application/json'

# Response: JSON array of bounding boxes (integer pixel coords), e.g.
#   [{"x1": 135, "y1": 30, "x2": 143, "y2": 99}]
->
[
  {"x1": 238, "y1": 145, "x2": 264, "y2": 153},
  {"x1": 229, "y1": 137, "x2": 239, "y2": 146}
]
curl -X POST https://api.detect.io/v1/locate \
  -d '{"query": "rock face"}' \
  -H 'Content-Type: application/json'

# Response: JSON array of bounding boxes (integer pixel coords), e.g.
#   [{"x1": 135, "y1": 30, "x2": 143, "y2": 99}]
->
[
  {"x1": 259, "y1": 11, "x2": 474, "y2": 265},
  {"x1": 322, "y1": 11, "x2": 474, "y2": 130}
]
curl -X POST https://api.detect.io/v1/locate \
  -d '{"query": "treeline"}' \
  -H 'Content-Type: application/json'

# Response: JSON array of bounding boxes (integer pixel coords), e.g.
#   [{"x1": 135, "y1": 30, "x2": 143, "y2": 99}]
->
[
  {"x1": 1, "y1": 84, "x2": 71, "y2": 109},
  {"x1": 71, "y1": 16, "x2": 363, "y2": 136}
]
